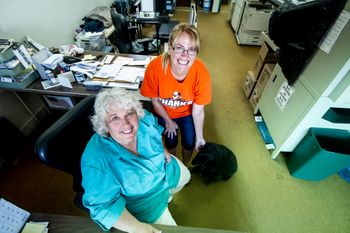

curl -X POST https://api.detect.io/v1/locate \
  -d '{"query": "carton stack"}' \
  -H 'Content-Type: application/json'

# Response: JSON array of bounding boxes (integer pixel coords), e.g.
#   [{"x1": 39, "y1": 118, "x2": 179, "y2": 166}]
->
[
  {"x1": 249, "y1": 63, "x2": 276, "y2": 110},
  {"x1": 242, "y1": 41, "x2": 277, "y2": 111}
]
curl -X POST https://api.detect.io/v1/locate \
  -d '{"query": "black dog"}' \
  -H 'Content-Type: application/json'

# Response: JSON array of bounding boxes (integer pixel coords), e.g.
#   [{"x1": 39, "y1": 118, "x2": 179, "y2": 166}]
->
[{"x1": 191, "y1": 142, "x2": 238, "y2": 185}]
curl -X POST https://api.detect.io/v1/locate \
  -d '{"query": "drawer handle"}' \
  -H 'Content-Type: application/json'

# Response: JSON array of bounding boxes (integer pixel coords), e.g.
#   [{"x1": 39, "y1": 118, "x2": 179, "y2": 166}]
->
[{"x1": 272, "y1": 74, "x2": 277, "y2": 83}]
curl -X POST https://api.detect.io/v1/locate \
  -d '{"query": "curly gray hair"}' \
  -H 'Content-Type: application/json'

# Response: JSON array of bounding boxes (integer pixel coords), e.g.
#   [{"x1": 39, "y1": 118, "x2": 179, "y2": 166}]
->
[{"x1": 91, "y1": 87, "x2": 145, "y2": 137}]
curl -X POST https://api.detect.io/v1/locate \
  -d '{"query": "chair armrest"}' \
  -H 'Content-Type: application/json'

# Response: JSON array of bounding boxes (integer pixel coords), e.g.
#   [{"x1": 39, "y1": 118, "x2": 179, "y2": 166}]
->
[{"x1": 34, "y1": 95, "x2": 96, "y2": 192}]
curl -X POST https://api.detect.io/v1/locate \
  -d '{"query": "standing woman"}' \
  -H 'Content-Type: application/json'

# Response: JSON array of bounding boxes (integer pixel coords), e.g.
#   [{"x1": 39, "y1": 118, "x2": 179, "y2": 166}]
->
[{"x1": 141, "y1": 23, "x2": 212, "y2": 167}]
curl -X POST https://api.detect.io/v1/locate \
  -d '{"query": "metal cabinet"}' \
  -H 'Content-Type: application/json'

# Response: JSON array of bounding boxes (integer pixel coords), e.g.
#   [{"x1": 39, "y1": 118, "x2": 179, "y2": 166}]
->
[
  {"x1": 258, "y1": 65, "x2": 314, "y2": 156},
  {"x1": 257, "y1": 13, "x2": 350, "y2": 159}
]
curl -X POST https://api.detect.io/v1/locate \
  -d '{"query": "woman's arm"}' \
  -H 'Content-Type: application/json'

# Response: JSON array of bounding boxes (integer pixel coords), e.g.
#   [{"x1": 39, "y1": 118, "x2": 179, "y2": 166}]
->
[
  {"x1": 113, "y1": 208, "x2": 161, "y2": 233},
  {"x1": 151, "y1": 97, "x2": 178, "y2": 139},
  {"x1": 192, "y1": 103, "x2": 206, "y2": 151}
]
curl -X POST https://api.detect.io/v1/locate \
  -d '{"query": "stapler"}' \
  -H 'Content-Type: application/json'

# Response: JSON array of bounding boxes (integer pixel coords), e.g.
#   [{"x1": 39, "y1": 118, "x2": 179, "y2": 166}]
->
[{"x1": 63, "y1": 56, "x2": 82, "y2": 64}]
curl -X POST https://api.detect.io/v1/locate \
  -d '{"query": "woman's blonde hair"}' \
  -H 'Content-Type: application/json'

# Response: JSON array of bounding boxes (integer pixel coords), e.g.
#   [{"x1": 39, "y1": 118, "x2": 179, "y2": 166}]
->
[
  {"x1": 91, "y1": 87, "x2": 144, "y2": 137},
  {"x1": 161, "y1": 23, "x2": 200, "y2": 71}
]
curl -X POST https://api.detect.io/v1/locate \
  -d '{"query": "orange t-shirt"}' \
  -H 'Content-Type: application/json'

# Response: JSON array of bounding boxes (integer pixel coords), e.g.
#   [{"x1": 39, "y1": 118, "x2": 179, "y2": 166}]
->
[{"x1": 141, "y1": 55, "x2": 211, "y2": 118}]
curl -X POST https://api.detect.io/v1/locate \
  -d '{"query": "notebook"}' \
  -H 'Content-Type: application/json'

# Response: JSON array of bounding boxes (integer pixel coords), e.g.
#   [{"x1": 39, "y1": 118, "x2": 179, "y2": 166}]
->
[{"x1": 0, "y1": 198, "x2": 30, "y2": 233}]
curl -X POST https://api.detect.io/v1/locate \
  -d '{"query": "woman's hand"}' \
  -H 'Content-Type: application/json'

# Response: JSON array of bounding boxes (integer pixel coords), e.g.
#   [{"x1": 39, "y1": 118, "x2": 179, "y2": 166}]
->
[
  {"x1": 195, "y1": 138, "x2": 206, "y2": 152},
  {"x1": 165, "y1": 120, "x2": 178, "y2": 139},
  {"x1": 164, "y1": 148, "x2": 172, "y2": 164},
  {"x1": 129, "y1": 222, "x2": 161, "y2": 233},
  {"x1": 113, "y1": 208, "x2": 161, "y2": 233}
]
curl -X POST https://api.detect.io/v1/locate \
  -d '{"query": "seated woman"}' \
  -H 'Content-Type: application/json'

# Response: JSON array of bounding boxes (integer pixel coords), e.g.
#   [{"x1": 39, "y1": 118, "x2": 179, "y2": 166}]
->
[{"x1": 81, "y1": 87, "x2": 190, "y2": 233}]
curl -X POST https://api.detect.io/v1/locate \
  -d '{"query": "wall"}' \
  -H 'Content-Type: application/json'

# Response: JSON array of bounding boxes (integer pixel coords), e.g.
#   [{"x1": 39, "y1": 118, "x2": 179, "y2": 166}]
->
[{"x1": 0, "y1": 0, "x2": 113, "y2": 47}]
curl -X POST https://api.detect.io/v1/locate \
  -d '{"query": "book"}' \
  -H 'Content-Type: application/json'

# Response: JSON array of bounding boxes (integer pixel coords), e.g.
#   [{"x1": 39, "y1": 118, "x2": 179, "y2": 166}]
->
[{"x1": 0, "y1": 198, "x2": 30, "y2": 233}]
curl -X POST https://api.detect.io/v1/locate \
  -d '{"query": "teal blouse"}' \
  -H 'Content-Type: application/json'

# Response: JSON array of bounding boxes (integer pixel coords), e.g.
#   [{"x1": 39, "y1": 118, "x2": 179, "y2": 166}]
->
[{"x1": 81, "y1": 110, "x2": 180, "y2": 231}]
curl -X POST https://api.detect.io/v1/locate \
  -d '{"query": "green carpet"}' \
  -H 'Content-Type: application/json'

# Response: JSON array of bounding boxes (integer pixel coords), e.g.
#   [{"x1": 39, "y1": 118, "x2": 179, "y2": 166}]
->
[{"x1": 168, "y1": 5, "x2": 350, "y2": 233}]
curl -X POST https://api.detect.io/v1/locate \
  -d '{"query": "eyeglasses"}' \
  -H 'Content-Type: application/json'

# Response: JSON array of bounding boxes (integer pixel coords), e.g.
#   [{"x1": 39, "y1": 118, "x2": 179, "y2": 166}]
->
[{"x1": 172, "y1": 46, "x2": 197, "y2": 55}]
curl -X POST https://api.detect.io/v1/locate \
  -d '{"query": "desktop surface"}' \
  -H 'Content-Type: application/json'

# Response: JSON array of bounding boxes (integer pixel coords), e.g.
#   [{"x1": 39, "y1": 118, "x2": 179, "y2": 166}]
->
[{"x1": 30, "y1": 212, "x2": 244, "y2": 233}]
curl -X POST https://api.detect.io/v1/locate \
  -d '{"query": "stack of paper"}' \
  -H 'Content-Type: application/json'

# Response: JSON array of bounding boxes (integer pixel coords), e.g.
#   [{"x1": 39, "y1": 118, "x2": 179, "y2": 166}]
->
[
  {"x1": 21, "y1": 222, "x2": 49, "y2": 233},
  {"x1": 113, "y1": 66, "x2": 145, "y2": 83},
  {"x1": 84, "y1": 55, "x2": 153, "y2": 91},
  {"x1": 94, "y1": 63, "x2": 122, "y2": 79}
]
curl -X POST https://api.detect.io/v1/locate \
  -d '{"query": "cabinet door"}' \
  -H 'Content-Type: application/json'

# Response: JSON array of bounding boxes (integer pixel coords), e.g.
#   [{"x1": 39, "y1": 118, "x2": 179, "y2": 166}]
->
[{"x1": 258, "y1": 65, "x2": 314, "y2": 147}]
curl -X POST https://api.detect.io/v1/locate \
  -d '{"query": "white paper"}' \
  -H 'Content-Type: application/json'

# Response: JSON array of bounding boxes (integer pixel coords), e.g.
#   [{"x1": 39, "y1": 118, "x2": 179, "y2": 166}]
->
[
  {"x1": 58, "y1": 76, "x2": 73, "y2": 89},
  {"x1": 12, "y1": 44, "x2": 33, "y2": 68},
  {"x1": 113, "y1": 56, "x2": 134, "y2": 66},
  {"x1": 42, "y1": 54, "x2": 63, "y2": 70},
  {"x1": 113, "y1": 66, "x2": 145, "y2": 83},
  {"x1": 94, "y1": 63, "x2": 122, "y2": 79},
  {"x1": 274, "y1": 81, "x2": 295, "y2": 111},
  {"x1": 107, "y1": 81, "x2": 139, "y2": 90},
  {"x1": 101, "y1": 55, "x2": 115, "y2": 64},
  {"x1": 128, "y1": 57, "x2": 151, "y2": 66},
  {"x1": 26, "y1": 36, "x2": 45, "y2": 51},
  {"x1": 41, "y1": 79, "x2": 61, "y2": 89},
  {"x1": 70, "y1": 61, "x2": 99, "y2": 78},
  {"x1": 57, "y1": 71, "x2": 75, "y2": 82},
  {"x1": 318, "y1": 10, "x2": 350, "y2": 54}
]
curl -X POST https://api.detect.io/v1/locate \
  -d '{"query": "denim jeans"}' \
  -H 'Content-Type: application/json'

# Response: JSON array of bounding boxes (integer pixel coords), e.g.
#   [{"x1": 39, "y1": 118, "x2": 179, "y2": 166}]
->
[{"x1": 157, "y1": 114, "x2": 195, "y2": 150}]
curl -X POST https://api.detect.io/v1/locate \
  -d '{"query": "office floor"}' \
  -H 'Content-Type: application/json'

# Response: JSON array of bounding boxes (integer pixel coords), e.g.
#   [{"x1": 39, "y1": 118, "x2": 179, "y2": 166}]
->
[{"x1": 1, "y1": 4, "x2": 350, "y2": 233}]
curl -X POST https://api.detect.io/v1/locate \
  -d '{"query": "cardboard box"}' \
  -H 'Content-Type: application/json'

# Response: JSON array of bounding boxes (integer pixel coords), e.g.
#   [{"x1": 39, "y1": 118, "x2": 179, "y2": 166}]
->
[
  {"x1": 242, "y1": 70, "x2": 256, "y2": 98},
  {"x1": 256, "y1": 63, "x2": 276, "y2": 88},
  {"x1": 249, "y1": 63, "x2": 276, "y2": 110},
  {"x1": 251, "y1": 42, "x2": 278, "y2": 78},
  {"x1": 249, "y1": 87, "x2": 259, "y2": 110}
]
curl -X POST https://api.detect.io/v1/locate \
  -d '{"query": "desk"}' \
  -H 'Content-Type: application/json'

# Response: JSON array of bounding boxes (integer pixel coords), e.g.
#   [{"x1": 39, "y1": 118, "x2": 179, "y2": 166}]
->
[
  {"x1": 30, "y1": 212, "x2": 244, "y2": 233},
  {"x1": 0, "y1": 51, "x2": 150, "y2": 101}
]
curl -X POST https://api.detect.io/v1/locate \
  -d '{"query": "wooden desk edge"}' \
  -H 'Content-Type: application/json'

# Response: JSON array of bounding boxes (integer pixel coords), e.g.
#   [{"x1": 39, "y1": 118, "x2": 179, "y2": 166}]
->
[{"x1": 30, "y1": 212, "x2": 245, "y2": 233}]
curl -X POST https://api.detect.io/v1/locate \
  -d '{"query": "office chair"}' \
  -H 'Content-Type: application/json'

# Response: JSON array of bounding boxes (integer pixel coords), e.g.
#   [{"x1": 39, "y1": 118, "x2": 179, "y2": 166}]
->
[
  {"x1": 34, "y1": 95, "x2": 96, "y2": 212},
  {"x1": 110, "y1": 7, "x2": 158, "y2": 54}
]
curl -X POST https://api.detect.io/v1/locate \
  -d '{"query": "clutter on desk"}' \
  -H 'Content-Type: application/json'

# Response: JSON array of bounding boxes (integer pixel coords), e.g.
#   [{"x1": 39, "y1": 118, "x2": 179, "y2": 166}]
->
[
  {"x1": 0, "y1": 38, "x2": 38, "y2": 88},
  {"x1": 59, "y1": 45, "x2": 84, "y2": 57},
  {"x1": 1, "y1": 35, "x2": 154, "y2": 92},
  {"x1": 75, "y1": 31, "x2": 107, "y2": 52}
]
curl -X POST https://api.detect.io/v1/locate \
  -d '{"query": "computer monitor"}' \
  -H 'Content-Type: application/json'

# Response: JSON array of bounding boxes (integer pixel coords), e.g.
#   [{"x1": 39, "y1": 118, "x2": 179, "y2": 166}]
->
[{"x1": 140, "y1": 0, "x2": 155, "y2": 12}]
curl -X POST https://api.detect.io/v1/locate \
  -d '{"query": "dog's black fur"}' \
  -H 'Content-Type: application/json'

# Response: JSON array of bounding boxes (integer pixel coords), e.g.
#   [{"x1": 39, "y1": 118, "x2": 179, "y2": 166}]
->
[{"x1": 191, "y1": 142, "x2": 238, "y2": 185}]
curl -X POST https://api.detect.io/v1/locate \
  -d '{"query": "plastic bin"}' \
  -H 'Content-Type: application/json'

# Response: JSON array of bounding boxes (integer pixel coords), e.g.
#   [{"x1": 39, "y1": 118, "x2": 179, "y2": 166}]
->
[
  {"x1": 287, "y1": 128, "x2": 350, "y2": 181},
  {"x1": 338, "y1": 166, "x2": 350, "y2": 184}
]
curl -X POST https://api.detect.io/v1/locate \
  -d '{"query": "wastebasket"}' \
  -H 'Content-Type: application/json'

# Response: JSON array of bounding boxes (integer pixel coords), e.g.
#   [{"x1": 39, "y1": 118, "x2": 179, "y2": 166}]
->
[
  {"x1": 287, "y1": 127, "x2": 350, "y2": 181},
  {"x1": 338, "y1": 166, "x2": 350, "y2": 184}
]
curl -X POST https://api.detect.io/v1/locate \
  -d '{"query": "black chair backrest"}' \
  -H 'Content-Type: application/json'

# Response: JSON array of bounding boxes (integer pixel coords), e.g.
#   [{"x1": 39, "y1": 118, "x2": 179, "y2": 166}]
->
[
  {"x1": 34, "y1": 95, "x2": 96, "y2": 193},
  {"x1": 111, "y1": 7, "x2": 133, "y2": 53}
]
